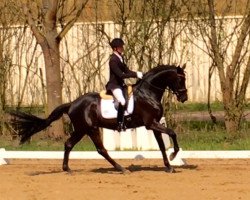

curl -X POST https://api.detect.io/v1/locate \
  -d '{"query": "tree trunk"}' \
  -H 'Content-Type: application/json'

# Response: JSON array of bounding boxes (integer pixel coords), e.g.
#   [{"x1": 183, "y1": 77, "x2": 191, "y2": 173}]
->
[
  {"x1": 20, "y1": 0, "x2": 89, "y2": 139},
  {"x1": 0, "y1": 40, "x2": 4, "y2": 135},
  {"x1": 224, "y1": 105, "x2": 242, "y2": 133},
  {"x1": 0, "y1": 67, "x2": 3, "y2": 135},
  {"x1": 222, "y1": 87, "x2": 243, "y2": 133},
  {"x1": 41, "y1": 39, "x2": 64, "y2": 139}
]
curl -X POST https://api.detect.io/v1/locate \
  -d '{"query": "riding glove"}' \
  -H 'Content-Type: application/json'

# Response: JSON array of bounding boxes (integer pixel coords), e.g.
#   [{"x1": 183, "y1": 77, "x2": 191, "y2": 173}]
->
[{"x1": 136, "y1": 71, "x2": 143, "y2": 79}]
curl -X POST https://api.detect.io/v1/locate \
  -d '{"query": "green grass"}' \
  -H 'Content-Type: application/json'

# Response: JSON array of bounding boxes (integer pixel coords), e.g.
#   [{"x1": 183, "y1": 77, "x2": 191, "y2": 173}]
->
[
  {"x1": 0, "y1": 135, "x2": 95, "y2": 151},
  {"x1": 176, "y1": 120, "x2": 250, "y2": 150},
  {"x1": 178, "y1": 130, "x2": 250, "y2": 150},
  {"x1": 175, "y1": 101, "x2": 250, "y2": 112},
  {"x1": 174, "y1": 101, "x2": 224, "y2": 112},
  {"x1": 5, "y1": 105, "x2": 45, "y2": 115},
  {"x1": 1, "y1": 103, "x2": 250, "y2": 151},
  {"x1": 1, "y1": 126, "x2": 249, "y2": 151}
]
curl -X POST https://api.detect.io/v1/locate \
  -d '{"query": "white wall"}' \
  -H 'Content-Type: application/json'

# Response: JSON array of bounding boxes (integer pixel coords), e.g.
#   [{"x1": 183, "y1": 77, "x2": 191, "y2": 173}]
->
[{"x1": 3, "y1": 17, "x2": 250, "y2": 105}]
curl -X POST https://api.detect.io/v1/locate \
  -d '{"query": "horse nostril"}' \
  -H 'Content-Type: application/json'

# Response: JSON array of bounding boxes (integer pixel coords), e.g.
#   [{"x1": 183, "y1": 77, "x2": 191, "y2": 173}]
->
[{"x1": 183, "y1": 96, "x2": 188, "y2": 102}]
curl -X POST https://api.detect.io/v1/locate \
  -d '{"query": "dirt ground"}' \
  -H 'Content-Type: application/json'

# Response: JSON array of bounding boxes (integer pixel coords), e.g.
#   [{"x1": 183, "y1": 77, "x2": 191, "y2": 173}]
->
[{"x1": 0, "y1": 159, "x2": 250, "y2": 200}]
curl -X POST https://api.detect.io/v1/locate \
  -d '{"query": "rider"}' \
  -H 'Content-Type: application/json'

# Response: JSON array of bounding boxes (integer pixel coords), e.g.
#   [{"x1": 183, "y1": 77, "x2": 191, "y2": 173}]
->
[{"x1": 105, "y1": 38, "x2": 143, "y2": 132}]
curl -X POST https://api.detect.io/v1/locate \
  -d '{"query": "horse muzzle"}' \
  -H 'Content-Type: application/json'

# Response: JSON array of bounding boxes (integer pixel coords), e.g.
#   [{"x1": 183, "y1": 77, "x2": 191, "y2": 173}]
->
[
  {"x1": 179, "y1": 95, "x2": 188, "y2": 103},
  {"x1": 176, "y1": 89, "x2": 188, "y2": 103}
]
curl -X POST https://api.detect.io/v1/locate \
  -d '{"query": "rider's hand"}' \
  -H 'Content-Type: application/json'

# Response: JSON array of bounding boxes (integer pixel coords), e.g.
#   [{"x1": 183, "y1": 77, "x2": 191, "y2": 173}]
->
[{"x1": 136, "y1": 71, "x2": 143, "y2": 79}]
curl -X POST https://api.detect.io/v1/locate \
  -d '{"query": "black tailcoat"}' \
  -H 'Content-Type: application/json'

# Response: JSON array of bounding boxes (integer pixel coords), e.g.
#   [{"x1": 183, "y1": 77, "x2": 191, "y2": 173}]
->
[{"x1": 105, "y1": 53, "x2": 137, "y2": 92}]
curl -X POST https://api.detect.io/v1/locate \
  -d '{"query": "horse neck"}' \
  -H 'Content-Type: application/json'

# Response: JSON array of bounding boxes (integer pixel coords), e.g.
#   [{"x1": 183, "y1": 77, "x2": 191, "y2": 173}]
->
[{"x1": 135, "y1": 71, "x2": 173, "y2": 101}]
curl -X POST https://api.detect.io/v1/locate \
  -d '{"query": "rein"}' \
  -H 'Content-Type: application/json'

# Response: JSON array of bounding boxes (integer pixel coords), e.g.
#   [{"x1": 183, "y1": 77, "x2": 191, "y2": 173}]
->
[
  {"x1": 144, "y1": 79, "x2": 166, "y2": 92},
  {"x1": 135, "y1": 70, "x2": 186, "y2": 94},
  {"x1": 135, "y1": 68, "x2": 174, "y2": 93},
  {"x1": 134, "y1": 76, "x2": 165, "y2": 95}
]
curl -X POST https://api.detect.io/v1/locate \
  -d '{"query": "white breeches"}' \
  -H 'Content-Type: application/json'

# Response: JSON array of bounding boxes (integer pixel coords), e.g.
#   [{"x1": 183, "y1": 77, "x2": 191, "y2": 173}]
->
[{"x1": 112, "y1": 88, "x2": 126, "y2": 106}]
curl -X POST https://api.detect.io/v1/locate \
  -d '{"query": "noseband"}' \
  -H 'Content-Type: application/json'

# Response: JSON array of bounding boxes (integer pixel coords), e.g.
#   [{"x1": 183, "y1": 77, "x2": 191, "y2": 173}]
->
[{"x1": 173, "y1": 74, "x2": 187, "y2": 95}]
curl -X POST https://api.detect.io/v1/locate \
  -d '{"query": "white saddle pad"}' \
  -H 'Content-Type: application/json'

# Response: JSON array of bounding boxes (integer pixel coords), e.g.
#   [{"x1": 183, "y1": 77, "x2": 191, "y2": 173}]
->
[{"x1": 100, "y1": 95, "x2": 134, "y2": 119}]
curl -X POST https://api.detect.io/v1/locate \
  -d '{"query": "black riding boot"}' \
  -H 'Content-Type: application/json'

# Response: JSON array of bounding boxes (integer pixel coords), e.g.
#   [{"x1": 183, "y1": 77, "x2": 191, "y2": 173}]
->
[{"x1": 117, "y1": 103, "x2": 126, "y2": 132}]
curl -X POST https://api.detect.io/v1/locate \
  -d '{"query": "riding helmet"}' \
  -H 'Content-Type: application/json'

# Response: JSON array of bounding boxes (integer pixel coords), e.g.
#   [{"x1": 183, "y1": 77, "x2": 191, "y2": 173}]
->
[{"x1": 110, "y1": 38, "x2": 125, "y2": 49}]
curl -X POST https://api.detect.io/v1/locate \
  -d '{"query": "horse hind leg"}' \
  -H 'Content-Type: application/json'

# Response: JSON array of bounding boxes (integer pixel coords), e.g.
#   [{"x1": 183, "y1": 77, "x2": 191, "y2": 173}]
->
[
  {"x1": 63, "y1": 131, "x2": 85, "y2": 172},
  {"x1": 153, "y1": 131, "x2": 175, "y2": 173},
  {"x1": 89, "y1": 129, "x2": 130, "y2": 174}
]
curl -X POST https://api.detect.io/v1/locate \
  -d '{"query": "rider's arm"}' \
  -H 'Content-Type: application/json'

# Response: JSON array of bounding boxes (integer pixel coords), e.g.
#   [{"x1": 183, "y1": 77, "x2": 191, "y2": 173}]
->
[
  {"x1": 109, "y1": 59, "x2": 137, "y2": 79},
  {"x1": 124, "y1": 64, "x2": 143, "y2": 79}
]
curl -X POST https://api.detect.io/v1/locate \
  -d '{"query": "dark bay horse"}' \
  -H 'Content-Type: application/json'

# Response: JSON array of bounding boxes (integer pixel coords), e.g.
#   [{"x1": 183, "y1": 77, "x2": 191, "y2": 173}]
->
[{"x1": 10, "y1": 64, "x2": 188, "y2": 173}]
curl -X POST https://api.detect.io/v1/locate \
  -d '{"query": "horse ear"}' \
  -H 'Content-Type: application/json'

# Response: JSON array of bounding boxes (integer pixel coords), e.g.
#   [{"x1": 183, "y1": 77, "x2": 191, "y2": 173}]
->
[{"x1": 182, "y1": 63, "x2": 186, "y2": 70}]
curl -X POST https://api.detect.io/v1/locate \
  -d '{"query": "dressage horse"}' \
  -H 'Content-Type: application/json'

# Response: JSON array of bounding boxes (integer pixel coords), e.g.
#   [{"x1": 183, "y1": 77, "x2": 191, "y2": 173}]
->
[{"x1": 10, "y1": 64, "x2": 188, "y2": 173}]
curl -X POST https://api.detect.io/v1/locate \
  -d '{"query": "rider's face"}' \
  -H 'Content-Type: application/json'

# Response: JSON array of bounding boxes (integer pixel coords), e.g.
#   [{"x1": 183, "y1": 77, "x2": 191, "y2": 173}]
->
[{"x1": 116, "y1": 46, "x2": 124, "y2": 54}]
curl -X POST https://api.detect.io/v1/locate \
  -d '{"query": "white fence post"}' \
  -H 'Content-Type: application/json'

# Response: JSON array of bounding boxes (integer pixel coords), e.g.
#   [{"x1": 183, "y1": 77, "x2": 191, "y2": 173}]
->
[
  {"x1": 102, "y1": 118, "x2": 171, "y2": 151},
  {"x1": 0, "y1": 148, "x2": 8, "y2": 165},
  {"x1": 103, "y1": 129, "x2": 120, "y2": 150},
  {"x1": 120, "y1": 129, "x2": 134, "y2": 150}
]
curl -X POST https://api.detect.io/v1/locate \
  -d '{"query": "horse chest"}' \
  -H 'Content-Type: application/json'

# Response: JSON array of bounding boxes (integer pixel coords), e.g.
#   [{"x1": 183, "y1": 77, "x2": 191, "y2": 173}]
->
[{"x1": 137, "y1": 97, "x2": 162, "y2": 115}]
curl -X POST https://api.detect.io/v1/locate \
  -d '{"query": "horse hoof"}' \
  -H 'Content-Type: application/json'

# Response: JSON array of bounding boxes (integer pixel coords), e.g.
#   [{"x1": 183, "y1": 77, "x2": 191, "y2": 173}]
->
[
  {"x1": 122, "y1": 168, "x2": 131, "y2": 174},
  {"x1": 63, "y1": 166, "x2": 71, "y2": 172},
  {"x1": 169, "y1": 152, "x2": 176, "y2": 161},
  {"x1": 165, "y1": 167, "x2": 175, "y2": 173}
]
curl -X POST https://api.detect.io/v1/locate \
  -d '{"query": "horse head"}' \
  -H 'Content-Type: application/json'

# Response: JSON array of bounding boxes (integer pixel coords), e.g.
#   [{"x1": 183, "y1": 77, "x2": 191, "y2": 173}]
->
[
  {"x1": 172, "y1": 64, "x2": 188, "y2": 103},
  {"x1": 135, "y1": 64, "x2": 188, "y2": 103}
]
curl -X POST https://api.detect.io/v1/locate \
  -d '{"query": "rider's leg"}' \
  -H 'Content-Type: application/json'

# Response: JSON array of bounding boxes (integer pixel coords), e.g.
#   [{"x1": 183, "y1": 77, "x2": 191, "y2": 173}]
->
[
  {"x1": 112, "y1": 88, "x2": 126, "y2": 131},
  {"x1": 117, "y1": 103, "x2": 126, "y2": 131}
]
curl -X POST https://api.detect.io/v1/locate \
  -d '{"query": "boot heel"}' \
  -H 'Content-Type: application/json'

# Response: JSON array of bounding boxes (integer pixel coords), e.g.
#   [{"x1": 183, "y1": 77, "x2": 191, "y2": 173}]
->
[{"x1": 117, "y1": 122, "x2": 123, "y2": 132}]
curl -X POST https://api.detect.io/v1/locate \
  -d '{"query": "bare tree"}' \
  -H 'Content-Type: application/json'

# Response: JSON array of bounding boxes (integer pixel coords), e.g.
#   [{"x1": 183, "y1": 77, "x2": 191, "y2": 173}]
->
[
  {"x1": 18, "y1": 0, "x2": 89, "y2": 139},
  {"x1": 183, "y1": 0, "x2": 250, "y2": 132},
  {"x1": 61, "y1": 27, "x2": 107, "y2": 101},
  {"x1": 0, "y1": 1, "x2": 23, "y2": 135}
]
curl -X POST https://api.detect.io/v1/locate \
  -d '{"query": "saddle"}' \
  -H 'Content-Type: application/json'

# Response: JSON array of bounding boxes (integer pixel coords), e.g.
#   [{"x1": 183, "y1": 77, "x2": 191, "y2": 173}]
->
[
  {"x1": 99, "y1": 85, "x2": 133, "y2": 100},
  {"x1": 99, "y1": 85, "x2": 134, "y2": 119}
]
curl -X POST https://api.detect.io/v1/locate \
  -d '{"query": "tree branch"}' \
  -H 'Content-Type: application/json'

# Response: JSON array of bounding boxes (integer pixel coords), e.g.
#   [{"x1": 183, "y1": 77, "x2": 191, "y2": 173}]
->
[
  {"x1": 43, "y1": 0, "x2": 59, "y2": 32},
  {"x1": 22, "y1": 2, "x2": 45, "y2": 44},
  {"x1": 57, "y1": 0, "x2": 89, "y2": 41},
  {"x1": 230, "y1": 4, "x2": 250, "y2": 77},
  {"x1": 238, "y1": 51, "x2": 250, "y2": 105},
  {"x1": 207, "y1": 0, "x2": 226, "y2": 84}
]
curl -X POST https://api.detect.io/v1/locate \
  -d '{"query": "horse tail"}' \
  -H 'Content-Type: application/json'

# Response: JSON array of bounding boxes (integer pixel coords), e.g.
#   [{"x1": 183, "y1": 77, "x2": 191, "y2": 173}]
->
[{"x1": 10, "y1": 103, "x2": 71, "y2": 144}]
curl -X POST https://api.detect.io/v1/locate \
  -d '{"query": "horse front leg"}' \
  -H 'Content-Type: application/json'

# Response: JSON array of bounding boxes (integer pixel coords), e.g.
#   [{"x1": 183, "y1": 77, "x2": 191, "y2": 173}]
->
[
  {"x1": 149, "y1": 121, "x2": 179, "y2": 161},
  {"x1": 153, "y1": 131, "x2": 175, "y2": 173}
]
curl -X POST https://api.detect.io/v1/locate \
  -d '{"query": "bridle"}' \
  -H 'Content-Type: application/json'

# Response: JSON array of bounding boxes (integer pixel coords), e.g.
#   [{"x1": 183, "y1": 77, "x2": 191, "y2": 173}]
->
[
  {"x1": 135, "y1": 69, "x2": 187, "y2": 95},
  {"x1": 173, "y1": 73, "x2": 187, "y2": 95}
]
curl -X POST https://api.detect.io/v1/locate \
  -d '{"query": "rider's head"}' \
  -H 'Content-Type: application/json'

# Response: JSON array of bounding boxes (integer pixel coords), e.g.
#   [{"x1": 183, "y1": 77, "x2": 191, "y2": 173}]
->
[{"x1": 110, "y1": 38, "x2": 124, "y2": 54}]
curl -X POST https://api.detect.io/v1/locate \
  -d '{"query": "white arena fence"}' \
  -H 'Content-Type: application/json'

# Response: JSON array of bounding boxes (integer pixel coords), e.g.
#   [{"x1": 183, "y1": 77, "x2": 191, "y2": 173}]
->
[{"x1": 1, "y1": 148, "x2": 250, "y2": 166}]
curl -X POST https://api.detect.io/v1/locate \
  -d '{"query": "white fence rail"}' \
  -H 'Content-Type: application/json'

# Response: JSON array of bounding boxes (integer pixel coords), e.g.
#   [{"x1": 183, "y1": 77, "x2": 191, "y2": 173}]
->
[{"x1": 1, "y1": 148, "x2": 250, "y2": 166}]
